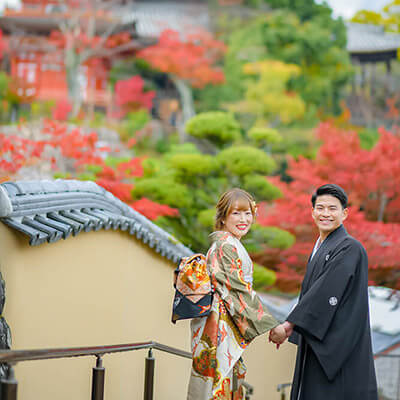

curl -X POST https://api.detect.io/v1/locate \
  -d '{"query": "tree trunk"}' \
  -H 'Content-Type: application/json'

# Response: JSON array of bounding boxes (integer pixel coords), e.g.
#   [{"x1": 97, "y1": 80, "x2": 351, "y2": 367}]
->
[
  {"x1": 65, "y1": 49, "x2": 83, "y2": 117},
  {"x1": 171, "y1": 77, "x2": 195, "y2": 143},
  {"x1": 378, "y1": 192, "x2": 388, "y2": 222}
]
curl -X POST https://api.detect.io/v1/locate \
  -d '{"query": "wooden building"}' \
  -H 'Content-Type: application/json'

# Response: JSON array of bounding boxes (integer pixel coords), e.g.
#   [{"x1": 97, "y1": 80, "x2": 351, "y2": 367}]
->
[{"x1": 0, "y1": 0, "x2": 140, "y2": 107}]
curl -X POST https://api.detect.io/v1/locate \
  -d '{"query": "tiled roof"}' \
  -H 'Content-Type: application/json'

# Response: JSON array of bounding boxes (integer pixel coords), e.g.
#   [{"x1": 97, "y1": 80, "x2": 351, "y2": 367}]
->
[
  {"x1": 347, "y1": 22, "x2": 400, "y2": 53},
  {"x1": 121, "y1": 2, "x2": 210, "y2": 38},
  {"x1": 0, "y1": 179, "x2": 193, "y2": 263}
]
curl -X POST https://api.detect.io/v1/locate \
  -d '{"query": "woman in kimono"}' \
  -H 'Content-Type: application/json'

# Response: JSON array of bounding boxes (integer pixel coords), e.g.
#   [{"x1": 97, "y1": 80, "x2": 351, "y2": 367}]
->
[{"x1": 187, "y1": 188, "x2": 285, "y2": 400}]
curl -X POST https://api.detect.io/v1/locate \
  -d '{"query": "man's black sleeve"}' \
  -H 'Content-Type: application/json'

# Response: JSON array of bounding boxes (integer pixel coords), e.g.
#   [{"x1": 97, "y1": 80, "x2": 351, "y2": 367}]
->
[{"x1": 287, "y1": 242, "x2": 367, "y2": 381}]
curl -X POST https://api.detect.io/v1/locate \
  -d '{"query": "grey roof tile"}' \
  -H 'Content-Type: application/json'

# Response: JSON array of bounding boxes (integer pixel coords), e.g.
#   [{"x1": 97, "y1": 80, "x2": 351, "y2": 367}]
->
[
  {"x1": 0, "y1": 179, "x2": 193, "y2": 263},
  {"x1": 347, "y1": 22, "x2": 400, "y2": 53},
  {"x1": 121, "y1": 2, "x2": 210, "y2": 38}
]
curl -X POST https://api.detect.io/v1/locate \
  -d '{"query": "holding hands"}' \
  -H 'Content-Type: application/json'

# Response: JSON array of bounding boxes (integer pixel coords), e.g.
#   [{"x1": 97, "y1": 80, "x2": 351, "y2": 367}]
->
[{"x1": 269, "y1": 321, "x2": 294, "y2": 349}]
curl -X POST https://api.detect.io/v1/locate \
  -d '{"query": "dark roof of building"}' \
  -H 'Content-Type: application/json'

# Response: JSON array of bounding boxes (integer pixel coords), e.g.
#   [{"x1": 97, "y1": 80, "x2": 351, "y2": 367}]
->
[
  {"x1": 347, "y1": 22, "x2": 400, "y2": 54},
  {"x1": 0, "y1": 179, "x2": 193, "y2": 263}
]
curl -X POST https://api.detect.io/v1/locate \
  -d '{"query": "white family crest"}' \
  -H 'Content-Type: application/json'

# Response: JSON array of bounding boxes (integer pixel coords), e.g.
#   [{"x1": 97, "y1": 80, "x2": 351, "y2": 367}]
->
[{"x1": 329, "y1": 296, "x2": 338, "y2": 306}]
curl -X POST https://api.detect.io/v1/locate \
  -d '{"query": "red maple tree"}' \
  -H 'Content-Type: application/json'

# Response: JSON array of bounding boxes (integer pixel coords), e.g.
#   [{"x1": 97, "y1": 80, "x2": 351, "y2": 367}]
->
[
  {"x1": 255, "y1": 122, "x2": 400, "y2": 292},
  {"x1": 0, "y1": 120, "x2": 178, "y2": 221},
  {"x1": 113, "y1": 75, "x2": 155, "y2": 118},
  {"x1": 52, "y1": 99, "x2": 73, "y2": 121},
  {"x1": 0, "y1": 29, "x2": 5, "y2": 60},
  {"x1": 137, "y1": 29, "x2": 226, "y2": 137},
  {"x1": 137, "y1": 29, "x2": 226, "y2": 89}
]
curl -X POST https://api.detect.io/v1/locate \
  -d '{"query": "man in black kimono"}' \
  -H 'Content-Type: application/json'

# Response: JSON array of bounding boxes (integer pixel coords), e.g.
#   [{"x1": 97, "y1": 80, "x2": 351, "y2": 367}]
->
[{"x1": 270, "y1": 184, "x2": 378, "y2": 400}]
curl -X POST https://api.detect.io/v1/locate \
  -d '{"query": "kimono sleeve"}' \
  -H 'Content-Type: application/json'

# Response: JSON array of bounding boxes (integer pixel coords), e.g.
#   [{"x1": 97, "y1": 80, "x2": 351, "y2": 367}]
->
[
  {"x1": 287, "y1": 241, "x2": 360, "y2": 341},
  {"x1": 213, "y1": 242, "x2": 278, "y2": 342},
  {"x1": 287, "y1": 241, "x2": 368, "y2": 381}
]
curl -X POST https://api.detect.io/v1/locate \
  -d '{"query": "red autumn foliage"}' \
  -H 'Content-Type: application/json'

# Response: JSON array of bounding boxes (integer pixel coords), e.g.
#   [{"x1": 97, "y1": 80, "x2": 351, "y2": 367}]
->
[
  {"x1": 95, "y1": 178, "x2": 134, "y2": 204},
  {"x1": 255, "y1": 122, "x2": 400, "y2": 292},
  {"x1": 52, "y1": 99, "x2": 72, "y2": 121},
  {"x1": 137, "y1": 29, "x2": 226, "y2": 88},
  {"x1": 0, "y1": 29, "x2": 5, "y2": 60},
  {"x1": 49, "y1": 30, "x2": 131, "y2": 53},
  {"x1": 0, "y1": 120, "x2": 178, "y2": 220},
  {"x1": 114, "y1": 76, "x2": 155, "y2": 118},
  {"x1": 42, "y1": 119, "x2": 108, "y2": 167},
  {"x1": 131, "y1": 197, "x2": 179, "y2": 220}
]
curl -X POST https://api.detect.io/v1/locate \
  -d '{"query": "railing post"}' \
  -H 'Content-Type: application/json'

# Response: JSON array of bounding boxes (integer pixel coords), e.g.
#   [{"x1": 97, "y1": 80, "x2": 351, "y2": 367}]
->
[
  {"x1": 143, "y1": 348, "x2": 155, "y2": 400},
  {"x1": 91, "y1": 356, "x2": 105, "y2": 400},
  {"x1": 277, "y1": 383, "x2": 291, "y2": 400},
  {"x1": 232, "y1": 371, "x2": 238, "y2": 393},
  {"x1": 1, "y1": 364, "x2": 17, "y2": 400},
  {"x1": 243, "y1": 381, "x2": 253, "y2": 400}
]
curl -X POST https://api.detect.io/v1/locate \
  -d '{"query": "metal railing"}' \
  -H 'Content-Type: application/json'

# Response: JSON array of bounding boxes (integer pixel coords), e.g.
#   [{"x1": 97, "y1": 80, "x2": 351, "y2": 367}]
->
[
  {"x1": 0, "y1": 340, "x2": 254, "y2": 400},
  {"x1": 277, "y1": 382, "x2": 291, "y2": 400}
]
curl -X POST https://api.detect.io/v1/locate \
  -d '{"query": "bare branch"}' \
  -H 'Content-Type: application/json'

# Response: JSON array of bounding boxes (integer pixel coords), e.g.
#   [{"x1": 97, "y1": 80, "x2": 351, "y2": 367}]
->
[{"x1": 80, "y1": 19, "x2": 122, "y2": 61}]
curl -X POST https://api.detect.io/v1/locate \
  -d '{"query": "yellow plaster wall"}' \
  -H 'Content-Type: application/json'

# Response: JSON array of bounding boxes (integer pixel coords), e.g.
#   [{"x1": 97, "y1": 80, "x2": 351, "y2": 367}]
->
[{"x1": 0, "y1": 223, "x2": 296, "y2": 399}]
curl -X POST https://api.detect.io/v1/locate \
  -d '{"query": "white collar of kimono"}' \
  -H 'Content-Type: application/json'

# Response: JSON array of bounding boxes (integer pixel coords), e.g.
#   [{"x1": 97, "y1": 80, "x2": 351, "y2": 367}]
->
[{"x1": 311, "y1": 236, "x2": 322, "y2": 260}]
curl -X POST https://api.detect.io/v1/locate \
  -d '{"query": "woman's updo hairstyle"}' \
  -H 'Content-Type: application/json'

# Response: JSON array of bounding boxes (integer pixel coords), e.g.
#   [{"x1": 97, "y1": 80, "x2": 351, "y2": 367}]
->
[{"x1": 215, "y1": 188, "x2": 257, "y2": 231}]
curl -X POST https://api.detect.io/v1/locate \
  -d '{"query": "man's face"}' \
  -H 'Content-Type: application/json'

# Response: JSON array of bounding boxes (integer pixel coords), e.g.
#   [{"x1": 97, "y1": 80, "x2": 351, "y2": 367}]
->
[{"x1": 312, "y1": 194, "x2": 348, "y2": 236}]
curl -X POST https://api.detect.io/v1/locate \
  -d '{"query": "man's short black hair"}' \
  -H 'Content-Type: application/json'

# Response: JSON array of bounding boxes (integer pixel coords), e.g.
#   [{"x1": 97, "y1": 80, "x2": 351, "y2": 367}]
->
[{"x1": 311, "y1": 184, "x2": 348, "y2": 209}]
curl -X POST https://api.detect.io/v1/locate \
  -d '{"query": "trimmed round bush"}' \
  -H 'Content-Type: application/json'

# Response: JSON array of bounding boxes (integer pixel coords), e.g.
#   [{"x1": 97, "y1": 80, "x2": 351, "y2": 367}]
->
[
  {"x1": 251, "y1": 224, "x2": 295, "y2": 250},
  {"x1": 132, "y1": 178, "x2": 191, "y2": 208},
  {"x1": 185, "y1": 112, "x2": 241, "y2": 146},
  {"x1": 217, "y1": 146, "x2": 276, "y2": 176},
  {"x1": 244, "y1": 175, "x2": 282, "y2": 201},
  {"x1": 197, "y1": 208, "x2": 216, "y2": 228},
  {"x1": 253, "y1": 263, "x2": 277, "y2": 290},
  {"x1": 248, "y1": 127, "x2": 282, "y2": 145},
  {"x1": 167, "y1": 154, "x2": 217, "y2": 177}
]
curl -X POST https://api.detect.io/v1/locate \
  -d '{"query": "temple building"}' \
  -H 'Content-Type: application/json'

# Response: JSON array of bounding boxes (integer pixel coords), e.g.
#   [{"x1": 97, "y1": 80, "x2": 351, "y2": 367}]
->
[{"x1": 0, "y1": 0, "x2": 139, "y2": 108}]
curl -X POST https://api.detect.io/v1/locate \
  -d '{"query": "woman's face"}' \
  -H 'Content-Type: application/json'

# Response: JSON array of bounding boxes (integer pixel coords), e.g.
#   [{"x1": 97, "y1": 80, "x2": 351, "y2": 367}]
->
[{"x1": 223, "y1": 201, "x2": 253, "y2": 240}]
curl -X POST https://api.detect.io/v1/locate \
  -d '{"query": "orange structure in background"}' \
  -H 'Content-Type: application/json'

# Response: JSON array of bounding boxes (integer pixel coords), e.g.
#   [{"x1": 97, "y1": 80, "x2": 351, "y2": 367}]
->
[
  {"x1": 1, "y1": 0, "x2": 136, "y2": 108},
  {"x1": 9, "y1": 46, "x2": 110, "y2": 106}
]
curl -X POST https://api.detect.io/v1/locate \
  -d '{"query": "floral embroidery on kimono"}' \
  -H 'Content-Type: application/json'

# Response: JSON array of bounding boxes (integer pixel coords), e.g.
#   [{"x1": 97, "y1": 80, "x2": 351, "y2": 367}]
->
[{"x1": 187, "y1": 231, "x2": 278, "y2": 400}]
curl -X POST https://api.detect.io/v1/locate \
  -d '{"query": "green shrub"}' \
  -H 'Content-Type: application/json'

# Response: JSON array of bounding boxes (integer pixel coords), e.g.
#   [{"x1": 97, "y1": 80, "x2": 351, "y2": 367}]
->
[
  {"x1": 167, "y1": 153, "x2": 217, "y2": 178},
  {"x1": 123, "y1": 110, "x2": 151, "y2": 137},
  {"x1": 197, "y1": 208, "x2": 216, "y2": 228},
  {"x1": 185, "y1": 111, "x2": 241, "y2": 146},
  {"x1": 132, "y1": 178, "x2": 191, "y2": 208},
  {"x1": 246, "y1": 225, "x2": 295, "y2": 252},
  {"x1": 253, "y1": 263, "x2": 277, "y2": 289},
  {"x1": 218, "y1": 146, "x2": 276, "y2": 176},
  {"x1": 248, "y1": 127, "x2": 282, "y2": 145},
  {"x1": 244, "y1": 175, "x2": 282, "y2": 201}
]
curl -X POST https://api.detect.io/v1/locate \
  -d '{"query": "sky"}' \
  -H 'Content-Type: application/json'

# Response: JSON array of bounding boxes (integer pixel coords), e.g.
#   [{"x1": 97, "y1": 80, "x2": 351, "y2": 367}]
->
[{"x1": 319, "y1": 0, "x2": 390, "y2": 19}]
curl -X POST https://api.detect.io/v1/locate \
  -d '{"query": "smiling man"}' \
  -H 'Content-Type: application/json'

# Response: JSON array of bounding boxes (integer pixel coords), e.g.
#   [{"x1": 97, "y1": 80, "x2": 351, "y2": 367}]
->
[{"x1": 270, "y1": 184, "x2": 378, "y2": 400}]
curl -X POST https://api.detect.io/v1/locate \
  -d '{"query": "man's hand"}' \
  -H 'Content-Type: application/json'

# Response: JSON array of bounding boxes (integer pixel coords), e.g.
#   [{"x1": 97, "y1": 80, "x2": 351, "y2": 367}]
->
[
  {"x1": 269, "y1": 324, "x2": 287, "y2": 347},
  {"x1": 282, "y1": 321, "x2": 294, "y2": 337},
  {"x1": 269, "y1": 321, "x2": 295, "y2": 349}
]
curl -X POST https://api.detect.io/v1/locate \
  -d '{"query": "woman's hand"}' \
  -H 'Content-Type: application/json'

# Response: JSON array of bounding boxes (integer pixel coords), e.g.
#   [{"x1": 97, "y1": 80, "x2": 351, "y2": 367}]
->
[{"x1": 269, "y1": 324, "x2": 287, "y2": 348}]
